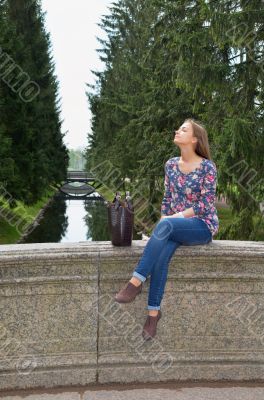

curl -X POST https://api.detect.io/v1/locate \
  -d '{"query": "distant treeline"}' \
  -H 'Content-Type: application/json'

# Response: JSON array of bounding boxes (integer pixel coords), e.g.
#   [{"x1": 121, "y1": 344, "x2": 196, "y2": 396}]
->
[
  {"x1": 0, "y1": 0, "x2": 69, "y2": 205},
  {"x1": 68, "y1": 149, "x2": 86, "y2": 171},
  {"x1": 86, "y1": 0, "x2": 264, "y2": 240}
]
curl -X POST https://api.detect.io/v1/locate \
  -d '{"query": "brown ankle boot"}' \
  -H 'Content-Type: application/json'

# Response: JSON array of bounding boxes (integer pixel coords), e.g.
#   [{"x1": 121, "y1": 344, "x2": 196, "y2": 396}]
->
[
  {"x1": 142, "y1": 310, "x2": 162, "y2": 340},
  {"x1": 114, "y1": 281, "x2": 142, "y2": 303}
]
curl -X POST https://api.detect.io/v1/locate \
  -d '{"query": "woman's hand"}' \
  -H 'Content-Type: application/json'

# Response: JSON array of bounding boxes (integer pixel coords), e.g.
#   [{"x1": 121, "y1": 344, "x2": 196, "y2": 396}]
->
[{"x1": 160, "y1": 213, "x2": 183, "y2": 219}]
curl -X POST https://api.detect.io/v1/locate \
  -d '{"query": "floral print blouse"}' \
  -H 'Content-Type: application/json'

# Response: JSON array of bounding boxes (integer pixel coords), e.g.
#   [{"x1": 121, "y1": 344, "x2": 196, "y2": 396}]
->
[{"x1": 160, "y1": 156, "x2": 219, "y2": 236}]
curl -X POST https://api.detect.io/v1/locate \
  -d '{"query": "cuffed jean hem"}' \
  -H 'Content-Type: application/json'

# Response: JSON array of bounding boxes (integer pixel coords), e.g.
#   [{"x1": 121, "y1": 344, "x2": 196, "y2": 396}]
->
[
  {"x1": 147, "y1": 305, "x2": 161, "y2": 310},
  {"x1": 132, "y1": 271, "x2": 146, "y2": 282}
]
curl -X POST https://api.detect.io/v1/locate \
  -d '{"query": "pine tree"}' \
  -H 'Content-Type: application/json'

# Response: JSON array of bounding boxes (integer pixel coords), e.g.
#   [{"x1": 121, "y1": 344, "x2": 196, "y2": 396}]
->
[
  {"x1": 0, "y1": 0, "x2": 15, "y2": 186},
  {"x1": 85, "y1": 0, "x2": 264, "y2": 239},
  {"x1": 0, "y1": 0, "x2": 69, "y2": 204},
  {"x1": 169, "y1": 0, "x2": 264, "y2": 238}
]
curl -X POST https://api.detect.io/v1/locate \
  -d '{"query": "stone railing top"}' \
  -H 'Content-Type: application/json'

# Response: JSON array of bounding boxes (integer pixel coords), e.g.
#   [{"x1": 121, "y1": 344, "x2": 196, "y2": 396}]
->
[{"x1": 0, "y1": 240, "x2": 263, "y2": 260}]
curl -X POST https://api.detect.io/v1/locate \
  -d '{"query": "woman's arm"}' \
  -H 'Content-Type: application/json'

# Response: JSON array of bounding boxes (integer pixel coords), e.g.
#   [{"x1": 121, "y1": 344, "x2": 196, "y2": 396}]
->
[{"x1": 160, "y1": 161, "x2": 174, "y2": 216}]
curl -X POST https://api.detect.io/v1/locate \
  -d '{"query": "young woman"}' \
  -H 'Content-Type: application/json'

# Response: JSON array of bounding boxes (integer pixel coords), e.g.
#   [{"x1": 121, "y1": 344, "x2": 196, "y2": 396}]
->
[{"x1": 114, "y1": 118, "x2": 219, "y2": 340}]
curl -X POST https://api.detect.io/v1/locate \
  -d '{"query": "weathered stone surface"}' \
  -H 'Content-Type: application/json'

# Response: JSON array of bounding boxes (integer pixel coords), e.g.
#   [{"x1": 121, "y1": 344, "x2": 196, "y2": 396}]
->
[
  {"x1": 2, "y1": 386, "x2": 264, "y2": 400},
  {"x1": 0, "y1": 242, "x2": 99, "y2": 391},
  {"x1": 83, "y1": 387, "x2": 264, "y2": 400},
  {"x1": 0, "y1": 240, "x2": 264, "y2": 391},
  {"x1": 0, "y1": 394, "x2": 80, "y2": 400}
]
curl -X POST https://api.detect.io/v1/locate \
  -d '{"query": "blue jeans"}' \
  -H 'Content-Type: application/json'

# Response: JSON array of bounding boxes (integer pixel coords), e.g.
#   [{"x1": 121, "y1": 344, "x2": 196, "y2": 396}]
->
[{"x1": 132, "y1": 217, "x2": 212, "y2": 310}]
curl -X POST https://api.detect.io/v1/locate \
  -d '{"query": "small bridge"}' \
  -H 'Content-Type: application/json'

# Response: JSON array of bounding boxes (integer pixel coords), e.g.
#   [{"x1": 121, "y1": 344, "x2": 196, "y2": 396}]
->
[
  {"x1": 59, "y1": 170, "x2": 103, "y2": 199},
  {"x1": 67, "y1": 171, "x2": 97, "y2": 183}
]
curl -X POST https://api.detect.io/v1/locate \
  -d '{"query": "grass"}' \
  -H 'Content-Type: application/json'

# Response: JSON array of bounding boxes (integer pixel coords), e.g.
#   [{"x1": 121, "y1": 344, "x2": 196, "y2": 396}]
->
[
  {"x1": 0, "y1": 186, "x2": 58, "y2": 245},
  {"x1": 214, "y1": 206, "x2": 232, "y2": 239},
  {"x1": 0, "y1": 218, "x2": 21, "y2": 244},
  {"x1": 96, "y1": 185, "x2": 116, "y2": 202}
]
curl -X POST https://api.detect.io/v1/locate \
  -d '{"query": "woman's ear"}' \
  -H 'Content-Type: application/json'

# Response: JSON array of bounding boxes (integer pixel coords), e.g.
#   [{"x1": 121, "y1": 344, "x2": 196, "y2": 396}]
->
[{"x1": 192, "y1": 136, "x2": 198, "y2": 145}]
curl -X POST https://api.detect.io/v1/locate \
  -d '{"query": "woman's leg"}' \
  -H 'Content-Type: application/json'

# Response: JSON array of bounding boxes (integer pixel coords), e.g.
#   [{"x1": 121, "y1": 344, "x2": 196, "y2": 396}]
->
[
  {"x1": 132, "y1": 217, "x2": 211, "y2": 283},
  {"x1": 132, "y1": 218, "x2": 177, "y2": 283},
  {"x1": 146, "y1": 217, "x2": 212, "y2": 310},
  {"x1": 147, "y1": 239, "x2": 180, "y2": 310},
  {"x1": 115, "y1": 217, "x2": 212, "y2": 311}
]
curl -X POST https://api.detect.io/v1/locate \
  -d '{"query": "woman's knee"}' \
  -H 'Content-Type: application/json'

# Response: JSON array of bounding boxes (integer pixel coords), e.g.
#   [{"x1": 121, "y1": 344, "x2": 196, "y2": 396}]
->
[{"x1": 153, "y1": 218, "x2": 174, "y2": 240}]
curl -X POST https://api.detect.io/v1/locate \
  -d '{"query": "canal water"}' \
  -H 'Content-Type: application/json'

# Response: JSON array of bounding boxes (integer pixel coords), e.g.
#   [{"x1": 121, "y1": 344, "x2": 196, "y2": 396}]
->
[{"x1": 22, "y1": 192, "x2": 142, "y2": 243}]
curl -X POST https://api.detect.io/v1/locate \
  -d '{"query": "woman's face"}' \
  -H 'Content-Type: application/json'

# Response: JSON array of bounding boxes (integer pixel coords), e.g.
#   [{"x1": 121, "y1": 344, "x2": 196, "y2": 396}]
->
[{"x1": 173, "y1": 122, "x2": 197, "y2": 147}]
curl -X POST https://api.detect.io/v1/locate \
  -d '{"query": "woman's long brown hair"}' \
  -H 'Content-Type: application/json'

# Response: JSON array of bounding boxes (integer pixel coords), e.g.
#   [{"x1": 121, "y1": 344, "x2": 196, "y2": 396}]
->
[{"x1": 184, "y1": 118, "x2": 211, "y2": 160}]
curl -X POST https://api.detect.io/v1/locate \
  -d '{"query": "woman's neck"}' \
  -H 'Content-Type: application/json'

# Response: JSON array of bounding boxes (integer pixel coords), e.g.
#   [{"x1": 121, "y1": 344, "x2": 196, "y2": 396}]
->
[{"x1": 180, "y1": 147, "x2": 201, "y2": 163}]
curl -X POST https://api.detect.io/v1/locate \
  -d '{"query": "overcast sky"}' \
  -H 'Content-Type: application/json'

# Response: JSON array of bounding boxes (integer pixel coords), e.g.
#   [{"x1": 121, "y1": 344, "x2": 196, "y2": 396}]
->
[{"x1": 42, "y1": 0, "x2": 113, "y2": 150}]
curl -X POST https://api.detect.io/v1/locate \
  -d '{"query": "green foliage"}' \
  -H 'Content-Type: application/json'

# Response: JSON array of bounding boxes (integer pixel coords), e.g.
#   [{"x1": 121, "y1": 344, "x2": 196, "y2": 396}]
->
[
  {"x1": 86, "y1": 0, "x2": 264, "y2": 240},
  {"x1": 0, "y1": 186, "x2": 57, "y2": 244},
  {"x1": 0, "y1": 0, "x2": 69, "y2": 205},
  {"x1": 68, "y1": 148, "x2": 86, "y2": 171}
]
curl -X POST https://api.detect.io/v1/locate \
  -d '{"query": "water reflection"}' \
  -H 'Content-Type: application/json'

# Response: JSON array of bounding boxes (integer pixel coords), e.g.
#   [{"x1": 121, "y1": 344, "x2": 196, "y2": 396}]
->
[
  {"x1": 22, "y1": 194, "x2": 68, "y2": 243},
  {"x1": 84, "y1": 198, "x2": 111, "y2": 241},
  {"x1": 22, "y1": 193, "x2": 142, "y2": 243}
]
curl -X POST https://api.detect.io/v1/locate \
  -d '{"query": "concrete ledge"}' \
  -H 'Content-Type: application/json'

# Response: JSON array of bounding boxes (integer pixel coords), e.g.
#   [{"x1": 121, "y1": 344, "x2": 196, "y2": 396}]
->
[{"x1": 0, "y1": 240, "x2": 264, "y2": 391}]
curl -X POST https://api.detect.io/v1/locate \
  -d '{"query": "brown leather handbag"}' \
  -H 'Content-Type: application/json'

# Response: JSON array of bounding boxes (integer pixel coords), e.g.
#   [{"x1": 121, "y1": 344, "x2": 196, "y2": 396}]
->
[{"x1": 107, "y1": 191, "x2": 134, "y2": 246}]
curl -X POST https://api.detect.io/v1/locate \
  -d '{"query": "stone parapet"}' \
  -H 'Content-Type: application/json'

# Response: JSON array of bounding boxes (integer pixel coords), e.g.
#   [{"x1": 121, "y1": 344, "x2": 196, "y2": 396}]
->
[{"x1": 0, "y1": 240, "x2": 264, "y2": 391}]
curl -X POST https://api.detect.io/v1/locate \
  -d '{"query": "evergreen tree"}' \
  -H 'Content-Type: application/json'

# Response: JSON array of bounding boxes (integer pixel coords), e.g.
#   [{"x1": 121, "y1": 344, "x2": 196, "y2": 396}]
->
[
  {"x1": 86, "y1": 0, "x2": 264, "y2": 239},
  {"x1": 0, "y1": 0, "x2": 15, "y2": 186},
  {"x1": 0, "y1": 0, "x2": 69, "y2": 204},
  {"x1": 168, "y1": 0, "x2": 264, "y2": 238}
]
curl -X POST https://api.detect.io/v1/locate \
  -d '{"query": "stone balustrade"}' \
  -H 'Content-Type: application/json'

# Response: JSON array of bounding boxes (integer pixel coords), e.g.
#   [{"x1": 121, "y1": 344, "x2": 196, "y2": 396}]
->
[{"x1": 0, "y1": 240, "x2": 264, "y2": 391}]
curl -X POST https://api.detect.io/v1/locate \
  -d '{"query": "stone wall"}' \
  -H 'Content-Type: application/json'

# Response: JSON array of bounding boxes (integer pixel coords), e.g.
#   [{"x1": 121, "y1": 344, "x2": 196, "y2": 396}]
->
[{"x1": 0, "y1": 240, "x2": 264, "y2": 391}]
